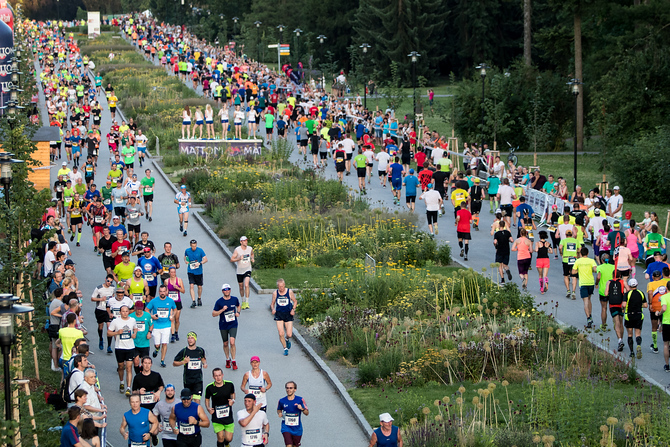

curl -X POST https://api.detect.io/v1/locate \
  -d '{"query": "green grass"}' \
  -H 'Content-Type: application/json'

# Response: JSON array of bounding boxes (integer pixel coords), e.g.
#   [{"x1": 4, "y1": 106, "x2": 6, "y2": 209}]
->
[{"x1": 252, "y1": 265, "x2": 460, "y2": 289}]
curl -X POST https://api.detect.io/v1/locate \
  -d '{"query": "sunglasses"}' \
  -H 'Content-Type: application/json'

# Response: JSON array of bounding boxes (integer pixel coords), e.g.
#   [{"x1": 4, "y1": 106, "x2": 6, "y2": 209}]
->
[{"x1": 285, "y1": 386, "x2": 295, "y2": 389}]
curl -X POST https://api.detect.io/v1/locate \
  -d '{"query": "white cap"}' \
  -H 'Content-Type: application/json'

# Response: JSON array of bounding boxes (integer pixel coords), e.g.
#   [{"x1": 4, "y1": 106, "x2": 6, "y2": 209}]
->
[
  {"x1": 62, "y1": 161, "x2": 67, "y2": 165},
  {"x1": 134, "y1": 266, "x2": 142, "y2": 272},
  {"x1": 222, "y1": 283, "x2": 231, "y2": 290},
  {"x1": 628, "y1": 278, "x2": 638, "y2": 287},
  {"x1": 112, "y1": 215, "x2": 120, "y2": 219},
  {"x1": 495, "y1": 208, "x2": 502, "y2": 214},
  {"x1": 613, "y1": 185, "x2": 620, "y2": 190},
  {"x1": 240, "y1": 236, "x2": 248, "y2": 241},
  {"x1": 379, "y1": 413, "x2": 394, "y2": 423}
]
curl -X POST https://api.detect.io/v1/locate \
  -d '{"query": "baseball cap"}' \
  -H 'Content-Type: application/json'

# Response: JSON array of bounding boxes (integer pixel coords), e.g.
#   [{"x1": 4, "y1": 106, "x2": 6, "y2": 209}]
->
[
  {"x1": 240, "y1": 236, "x2": 248, "y2": 241},
  {"x1": 112, "y1": 215, "x2": 120, "y2": 220},
  {"x1": 594, "y1": 209, "x2": 601, "y2": 216},
  {"x1": 628, "y1": 278, "x2": 638, "y2": 287},
  {"x1": 250, "y1": 356, "x2": 260, "y2": 362},
  {"x1": 180, "y1": 388, "x2": 193, "y2": 399},
  {"x1": 134, "y1": 266, "x2": 142, "y2": 271},
  {"x1": 551, "y1": 204, "x2": 558, "y2": 209},
  {"x1": 62, "y1": 161, "x2": 67, "y2": 166},
  {"x1": 180, "y1": 185, "x2": 187, "y2": 189},
  {"x1": 613, "y1": 186, "x2": 620, "y2": 190},
  {"x1": 222, "y1": 283, "x2": 231, "y2": 290},
  {"x1": 409, "y1": 168, "x2": 414, "y2": 174},
  {"x1": 379, "y1": 413, "x2": 394, "y2": 422},
  {"x1": 613, "y1": 221, "x2": 620, "y2": 228},
  {"x1": 190, "y1": 239, "x2": 197, "y2": 244},
  {"x1": 659, "y1": 286, "x2": 668, "y2": 294},
  {"x1": 134, "y1": 301, "x2": 144, "y2": 309},
  {"x1": 106, "y1": 180, "x2": 111, "y2": 184},
  {"x1": 495, "y1": 208, "x2": 502, "y2": 214},
  {"x1": 165, "y1": 384, "x2": 175, "y2": 390},
  {"x1": 64, "y1": 259, "x2": 76, "y2": 266},
  {"x1": 143, "y1": 247, "x2": 151, "y2": 252},
  {"x1": 474, "y1": 177, "x2": 480, "y2": 183},
  {"x1": 122, "y1": 251, "x2": 131, "y2": 257}
]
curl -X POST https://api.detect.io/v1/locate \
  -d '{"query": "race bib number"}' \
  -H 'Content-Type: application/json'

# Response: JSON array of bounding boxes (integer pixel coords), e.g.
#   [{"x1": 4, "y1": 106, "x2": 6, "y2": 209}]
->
[
  {"x1": 189, "y1": 262, "x2": 199, "y2": 270},
  {"x1": 136, "y1": 321, "x2": 145, "y2": 332},
  {"x1": 179, "y1": 204, "x2": 188, "y2": 213},
  {"x1": 105, "y1": 249, "x2": 113, "y2": 257},
  {"x1": 130, "y1": 212, "x2": 139, "y2": 219},
  {"x1": 567, "y1": 243, "x2": 576, "y2": 251},
  {"x1": 145, "y1": 187, "x2": 153, "y2": 193},
  {"x1": 130, "y1": 442, "x2": 147, "y2": 447},
  {"x1": 179, "y1": 423, "x2": 195, "y2": 435},
  {"x1": 215, "y1": 405, "x2": 230, "y2": 418},
  {"x1": 650, "y1": 240, "x2": 659, "y2": 249},
  {"x1": 144, "y1": 274, "x2": 154, "y2": 281},
  {"x1": 548, "y1": 225, "x2": 556, "y2": 232},
  {"x1": 140, "y1": 393, "x2": 154, "y2": 404},
  {"x1": 65, "y1": 197, "x2": 73, "y2": 205},
  {"x1": 568, "y1": 257, "x2": 576, "y2": 265},
  {"x1": 56, "y1": 186, "x2": 63, "y2": 192},
  {"x1": 187, "y1": 360, "x2": 201, "y2": 370},
  {"x1": 103, "y1": 198, "x2": 111, "y2": 205},
  {"x1": 161, "y1": 420, "x2": 171, "y2": 432},
  {"x1": 133, "y1": 293, "x2": 144, "y2": 301},
  {"x1": 284, "y1": 413, "x2": 300, "y2": 426},
  {"x1": 94, "y1": 216, "x2": 103, "y2": 224},
  {"x1": 115, "y1": 198, "x2": 124, "y2": 204},
  {"x1": 86, "y1": 166, "x2": 93, "y2": 173},
  {"x1": 112, "y1": 308, "x2": 121, "y2": 318},
  {"x1": 157, "y1": 310, "x2": 169, "y2": 319},
  {"x1": 120, "y1": 329, "x2": 131, "y2": 340},
  {"x1": 243, "y1": 428, "x2": 261, "y2": 445},
  {"x1": 249, "y1": 386, "x2": 263, "y2": 398},
  {"x1": 224, "y1": 310, "x2": 235, "y2": 322},
  {"x1": 336, "y1": 157, "x2": 344, "y2": 163},
  {"x1": 168, "y1": 292, "x2": 178, "y2": 300},
  {"x1": 277, "y1": 298, "x2": 289, "y2": 307}
]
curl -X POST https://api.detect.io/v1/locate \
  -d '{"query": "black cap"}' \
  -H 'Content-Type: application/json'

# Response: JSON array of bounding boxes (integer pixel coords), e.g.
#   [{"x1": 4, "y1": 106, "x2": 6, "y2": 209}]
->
[
  {"x1": 64, "y1": 259, "x2": 76, "y2": 266},
  {"x1": 122, "y1": 251, "x2": 131, "y2": 257},
  {"x1": 180, "y1": 388, "x2": 192, "y2": 399}
]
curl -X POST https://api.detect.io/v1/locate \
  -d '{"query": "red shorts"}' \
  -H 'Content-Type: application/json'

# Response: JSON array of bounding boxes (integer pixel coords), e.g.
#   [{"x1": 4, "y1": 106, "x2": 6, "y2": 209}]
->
[
  {"x1": 93, "y1": 225, "x2": 104, "y2": 234},
  {"x1": 536, "y1": 257, "x2": 550, "y2": 269}
]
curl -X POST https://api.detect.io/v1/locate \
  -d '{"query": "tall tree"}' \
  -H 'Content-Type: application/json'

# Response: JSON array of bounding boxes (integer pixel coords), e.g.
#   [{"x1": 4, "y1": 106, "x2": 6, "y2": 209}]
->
[{"x1": 524, "y1": 0, "x2": 532, "y2": 65}]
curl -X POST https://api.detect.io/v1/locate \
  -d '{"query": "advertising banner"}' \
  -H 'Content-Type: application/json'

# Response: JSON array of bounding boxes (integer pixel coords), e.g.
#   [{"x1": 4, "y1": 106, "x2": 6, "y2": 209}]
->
[
  {"x1": 87, "y1": 11, "x2": 100, "y2": 38},
  {"x1": 0, "y1": 18, "x2": 12, "y2": 112},
  {"x1": 179, "y1": 139, "x2": 263, "y2": 158}
]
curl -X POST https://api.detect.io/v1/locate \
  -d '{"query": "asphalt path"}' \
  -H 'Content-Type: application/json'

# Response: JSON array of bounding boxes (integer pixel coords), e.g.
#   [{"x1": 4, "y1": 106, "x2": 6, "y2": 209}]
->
[{"x1": 39, "y1": 59, "x2": 369, "y2": 446}]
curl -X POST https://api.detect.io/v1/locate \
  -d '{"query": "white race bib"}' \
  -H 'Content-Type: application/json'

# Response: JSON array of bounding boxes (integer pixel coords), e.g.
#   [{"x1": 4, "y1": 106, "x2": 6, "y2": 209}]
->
[
  {"x1": 130, "y1": 442, "x2": 147, "y2": 447},
  {"x1": 130, "y1": 212, "x2": 139, "y2": 219},
  {"x1": 249, "y1": 386, "x2": 263, "y2": 398},
  {"x1": 161, "y1": 420, "x2": 171, "y2": 432},
  {"x1": 115, "y1": 197, "x2": 124, "y2": 204},
  {"x1": 242, "y1": 428, "x2": 261, "y2": 445},
  {"x1": 189, "y1": 262, "x2": 199, "y2": 270},
  {"x1": 145, "y1": 187, "x2": 153, "y2": 193},
  {"x1": 136, "y1": 321, "x2": 146, "y2": 332},
  {"x1": 215, "y1": 405, "x2": 230, "y2": 418},
  {"x1": 94, "y1": 216, "x2": 103, "y2": 223},
  {"x1": 112, "y1": 308, "x2": 121, "y2": 318},
  {"x1": 65, "y1": 197, "x2": 73, "y2": 205},
  {"x1": 120, "y1": 329, "x2": 131, "y2": 340},
  {"x1": 284, "y1": 413, "x2": 300, "y2": 426},
  {"x1": 179, "y1": 423, "x2": 195, "y2": 435},
  {"x1": 179, "y1": 205, "x2": 188, "y2": 213},
  {"x1": 277, "y1": 298, "x2": 289, "y2": 307},
  {"x1": 168, "y1": 292, "x2": 178, "y2": 300},
  {"x1": 133, "y1": 293, "x2": 144, "y2": 301},
  {"x1": 103, "y1": 198, "x2": 111, "y2": 205},
  {"x1": 140, "y1": 393, "x2": 154, "y2": 404},
  {"x1": 224, "y1": 310, "x2": 235, "y2": 322},
  {"x1": 568, "y1": 257, "x2": 576, "y2": 265},
  {"x1": 157, "y1": 310, "x2": 169, "y2": 319},
  {"x1": 144, "y1": 274, "x2": 154, "y2": 281},
  {"x1": 187, "y1": 360, "x2": 201, "y2": 370},
  {"x1": 105, "y1": 249, "x2": 113, "y2": 257}
]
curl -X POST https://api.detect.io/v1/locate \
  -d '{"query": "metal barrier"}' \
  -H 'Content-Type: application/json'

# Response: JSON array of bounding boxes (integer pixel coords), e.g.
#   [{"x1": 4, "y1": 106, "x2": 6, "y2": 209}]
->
[{"x1": 364, "y1": 253, "x2": 376, "y2": 280}]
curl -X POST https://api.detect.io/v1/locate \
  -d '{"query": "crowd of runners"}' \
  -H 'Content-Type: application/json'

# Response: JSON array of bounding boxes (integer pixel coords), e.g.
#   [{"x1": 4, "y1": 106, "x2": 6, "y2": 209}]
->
[{"x1": 22, "y1": 12, "x2": 670, "y2": 447}]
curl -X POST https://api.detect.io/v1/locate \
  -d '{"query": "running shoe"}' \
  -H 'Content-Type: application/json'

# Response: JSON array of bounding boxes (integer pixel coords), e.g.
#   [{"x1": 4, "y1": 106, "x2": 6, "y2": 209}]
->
[
  {"x1": 160, "y1": 361, "x2": 166, "y2": 368},
  {"x1": 125, "y1": 387, "x2": 131, "y2": 396},
  {"x1": 99, "y1": 340, "x2": 104, "y2": 351},
  {"x1": 586, "y1": 320, "x2": 593, "y2": 329},
  {"x1": 70, "y1": 234, "x2": 75, "y2": 241},
  {"x1": 571, "y1": 292, "x2": 576, "y2": 300},
  {"x1": 460, "y1": 249, "x2": 464, "y2": 258},
  {"x1": 183, "y1": 231, "x2": 187, "y2": 237},
  {"x1": 119, "y1": 383, "x2": 125, "y2": 393},
  {"x1": 506, "y1": 270, "x2": 512, "y2": 281},
  {"x1": 651, "y1": 344, "x2": 659, "y2": 353},
  {"x1": 618, "y1": 342, "x2": 624, "y2": 352},
  {"x1": 464, "y1": 256, "x2": 468, "y2": 261},
  {"x1": 284, "y1": 348, "x2": 289, "y2": 356},
  {"x1": 197, "y1": 299, "x2": 202, "y2": 307},
  {"x1": 149, "y1": 217, "x2": 152, "y2": 222},
  {"x1": 637, "y1": 346, "x2": 642, "y2": 359},
  {"x1": 170, "y1": 334, "x2": 176, "y2": 343},
  {"x1": 179, "y1": 224, "x2": 183, "y2": 232},
  {"x1": 232, "y1": 361, "x2": 238, "y2": 370},
  {"x1": 107, "y1": 347, "x2": 113, "y2": 354},
  {"x1": 286, "y1": 338, "x2": 291, "y2": 350},
  {"x1": 190, "y1": 301, "x2": 197, "y2": 308},
  {"x1": 226, "y1": 359, "x2": 231, "y2": 369},
  {"x1": 566, "y1": 290, "x2": 571, "y2": 298},
  {"x1": 76, "y1": 242, "x2": 80, "y2": 247},
  {"x1": 153, "y1": 348, "x2": 158, "y2": 358},
  {"x1": 175, "y1": 332, "x2": 179, "y2": 341},
  {"x1": 665, "y1": 364, "x2": 670, "y2": 372}
]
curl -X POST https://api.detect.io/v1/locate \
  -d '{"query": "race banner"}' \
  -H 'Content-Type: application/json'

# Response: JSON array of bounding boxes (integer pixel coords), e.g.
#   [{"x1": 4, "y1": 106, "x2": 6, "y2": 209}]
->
[
  {"x1": 179, "y1": 139, "x2": 263, "y2": 158},
  {"x1": 87, "y1": 11, "x2": 101, "y2": 38}
]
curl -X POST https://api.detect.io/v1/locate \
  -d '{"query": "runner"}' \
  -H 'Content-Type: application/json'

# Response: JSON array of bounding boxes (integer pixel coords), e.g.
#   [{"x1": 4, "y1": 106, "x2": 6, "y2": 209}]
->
[
  {"x1": 333, "y1": 143, "x2": 346, "y2": 183},
  {"x1": 468, "y1": 177, "x2": 483, "y2": 230},
  {"x1": 212, "y1": 283, "x2": 241, "y2": 369},
  {"x1": 138, "y1": 247, "x2": 163, "y2": 300},
  {"x1": 237, "y1": 393, "x2": 269, "y2": 447},
  {"x1": 165, "y1": 266, "x2": 185, "y2": 343},
  {"x1": 605, "y1": 263, "x2": 626, "y2": 352},
  {"x1": 534, "y1": 231, "x2": 553, "y2": 294},
  {"x1": 596, "y1": 253, "x2": 615, "y2": 327},
  {"x1": 419, "y1": 184, "x2": 443, "y2": 237},
  {"x1": 559, "y1": 229, "x2": 581, "y2": 300},
  {"x1": 91, "y1": 274, "x2": 115, "y2": 352},
  {"x1": 136, "y1": 129, "x2": 148, "y2": 168},
  {"x1": 493, "y1": 220, "x2": 513, "y2": 284},
  {"x1": 69, "y1": 192, "x2": 85, "y2": 247},
  {"x1": 169, "y1": 388, "x2": 210, "y2": 446},
  {"x1": 375, "y1": 148, "x2": 391, "y2": 188},
  {"x1": 107, "y1": 304, "x2": 138, "y2": 396},
  {"x1": 204, "y1": 368, "x2": 236, "y2": 447},
  {"x1": 131, "y1": 356, "x2": 164, "y2": 412},
  {"x1": 174, "y1": 185, "x2": 191, "y2": 237},
  {"x1": 173, "y1": 332, "x2": 207, "y2": 403},
  {"x1": 120, "y1": 395, "x2": 159, "y2": 447},
  {"x1": 647, "y1": 270, "x2": 666, "y2": 354},
  {"x1": 496, "y1": 178, "x2": 516, "y2": 229},
  {"x1": 153, "y1": 384, "x2": 178, "y2": 447},
  {"x1": 512, "y1": 228, "x2": 533, "y2": 290},
  {"x1": 240, "y1": 357, "x2": 273, "y2": 412},
  {"x1": 132, "y1": 302, "x2": 155, "y2": 372},
  {"x1": 88, "y1": 197, "x2": 108, "y2": 251},
  {"x1": 271, "y1": 279, "x2": 298, "y2": 356},
  {"x1": 140, "y1": 168, "x2": 155, "y2": 222},
  {"x1": 185, "y1": 239, "x2": 208, "y2": 308},
  {"x1": 147, "y1": 285, "x2": 176, "y2": 368},
  {"x1": 276, "y1": 381, "x2": 309, "y2": 447},
  {"x1": 368, "y1": 413, "x2": 402, "y2": 447},
  {"x1": 571, "y1": 246, "x2": 598, "y2": 328},
  {"x1": 127, "y1": 266, "x2": 150, "y2": 303},
  {"x1": 402, "y1": 168, "x2": 419, "y2": 213},
  {"x1": 353, "y1": 147, "x2": 368, "y2": 194},
  {"x1": 623, "y1": 279, "x2": 647, "y2": 359},
  {"x1": 125, "y1": 195, "x2": 145, "y2": 247},
  {"x1": 455, "y1": 204, "x2": 472, "y2": 262},
  {"x1": 658, "y1": 286, "x2": 670, "y2": 371},
  {"x1": 231, "y1": 236, "x2": 253, "y2": 310},
  {"x1": 158, "y1": 242, "x2": 181, "y2": 285}
]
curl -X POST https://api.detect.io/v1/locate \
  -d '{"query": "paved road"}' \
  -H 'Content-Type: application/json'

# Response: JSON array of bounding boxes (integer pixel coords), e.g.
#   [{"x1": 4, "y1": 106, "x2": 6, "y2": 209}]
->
[
  {"x1": 39, "y1": 61, "x2": 369, "y2": 446},
  {"x1": 123, "y1": 40, "x2": 670, "y2": 391}
]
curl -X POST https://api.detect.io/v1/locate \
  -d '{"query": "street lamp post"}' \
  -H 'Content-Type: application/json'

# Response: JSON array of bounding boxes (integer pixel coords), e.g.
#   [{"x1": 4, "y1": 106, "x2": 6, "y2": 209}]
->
[
  {"x1": 0, "y1": 152, "x2": 24, "y2": 208},
  {"x1": 408, "y1": 51, "x2": 421, "y2": 131},
  {"x1": 476, "y1": 63, "x2": 489, "y2": 151},
  {"x1": 293, "y1": 28, "x2": 302, "y2": 64},
  {"x1": 254, "y1": 21, "x2": 262, "y2": 62},
  {"x1": 567, "y1": 78, "x2": 582, "y2": 191},
  {"x1": 0, "y1": 294, "x2": 34, "y2": 427},
  {"x1": 276, "y1": 24, "x2": 285, "y2": 44},
  {"x1": 317, "y1": 35, "x2": 327, "y2": 88},
  {"x1": 360, "y1": 43, "x2": 370, "y2": 110}
]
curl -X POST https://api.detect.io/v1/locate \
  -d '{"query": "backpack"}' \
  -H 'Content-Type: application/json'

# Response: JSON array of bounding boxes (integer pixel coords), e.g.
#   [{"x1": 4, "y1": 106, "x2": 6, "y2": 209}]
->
[{"x1": 59, "y1": 368, "x2": 81, "y2": 404}]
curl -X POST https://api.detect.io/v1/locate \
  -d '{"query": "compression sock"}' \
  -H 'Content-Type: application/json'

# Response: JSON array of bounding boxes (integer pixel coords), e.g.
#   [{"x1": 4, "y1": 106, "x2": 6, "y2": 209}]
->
[
  {"x1": 98, "y1": 328, "x2": 103, "y2": 340},
  {"x1": 652, "y1": 332, "x2": 658, "y2": 349},
  {"x1": 218, "y1": 442, "x2": 226, "y2": 447},
  {"x1": 474, "y1": 216, "x2": 479, "y2": 226},
  {"x1": 539, "y1": 278, "x2": 544, "y2": 289},
  {"x1": 77, "y1": 229, "x2": 82, "y2": 243},
  {"x1": 636, "y1": 336, "x2": 642, "y2": 346},
  {"x1": 628, "y1": 337, "x2": 634, "y2": 352},
  {"x1": 458, "y1": 241, "x2": 463, "y2": 249},
  {"x1": 107, "y1": 336, "x2": 113, "y2": 347},
  {"x1": 464, "y1": 245, "x2": 469, "y2": 255}
]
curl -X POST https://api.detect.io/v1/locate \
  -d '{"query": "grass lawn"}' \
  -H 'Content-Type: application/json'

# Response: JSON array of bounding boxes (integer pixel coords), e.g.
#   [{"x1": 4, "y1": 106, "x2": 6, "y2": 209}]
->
[{"x1": 252, "y1": 265, "x2": 460, "y2": 289}]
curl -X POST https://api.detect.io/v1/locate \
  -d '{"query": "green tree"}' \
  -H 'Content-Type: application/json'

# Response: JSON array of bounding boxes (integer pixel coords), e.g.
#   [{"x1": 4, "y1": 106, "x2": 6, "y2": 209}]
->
[
  {"x1": 520, "y1": 76, "x2": 555, "y2": 164},
  {"x1": 380, "y1": 62, "x2": 405, "y2": 113},
  {"x1": 480, "y1": 74, "x2": 515, "y2": 151}
]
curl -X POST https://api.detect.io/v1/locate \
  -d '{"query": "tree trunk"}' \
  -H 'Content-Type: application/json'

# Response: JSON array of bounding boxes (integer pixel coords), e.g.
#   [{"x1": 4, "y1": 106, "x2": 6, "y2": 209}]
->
[
  {"x1": 574, "y1": 12, "x2": 583, "y2": 152},
  {"x1": 523, "y1": 0, "x2": 532, "y2": 66}
]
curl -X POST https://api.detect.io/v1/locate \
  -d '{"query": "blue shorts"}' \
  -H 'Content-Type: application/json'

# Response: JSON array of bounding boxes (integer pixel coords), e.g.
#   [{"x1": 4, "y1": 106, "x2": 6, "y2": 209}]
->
[
  {"x1": 196, "y1": 120, "x2": 203, "y2": 125},
  {"x1": 183, "y1": 121, "x2": 191, "y2": 125},
  {"x1": 392, "y1": 177, "x2": 402, "y2": 190},
  {"x1": 206, "y1": 120, "x2": 213, "y2": 124},
  {"x1": 137, "y1": 147, "x2": 146, "y2": 153},
  {"x1": 72, "y1": 146, "x2": 81, "y2": 153},
  {"x1": 221, "y1": 119, "x2": 229, "y2": 123},
  {"x1": 580, "y1": 285, "x2": 595, "y2": 298}
]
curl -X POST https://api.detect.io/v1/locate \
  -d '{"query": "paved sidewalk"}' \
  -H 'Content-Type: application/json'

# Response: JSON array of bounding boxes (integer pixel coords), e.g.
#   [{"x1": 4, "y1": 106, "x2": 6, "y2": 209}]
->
[{"x1": 40, "y1": 60, "x2": 369, "y2": 446}]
